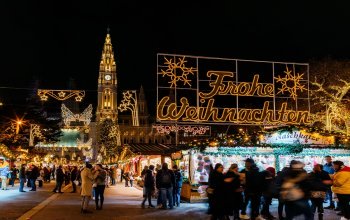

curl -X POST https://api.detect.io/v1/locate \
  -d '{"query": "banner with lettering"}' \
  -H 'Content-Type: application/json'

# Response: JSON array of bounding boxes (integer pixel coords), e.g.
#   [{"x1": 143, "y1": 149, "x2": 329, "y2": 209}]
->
[
  {"x1": 157, "y1": 54, "x2": 310, "y2": 125},
  {"x1": 260, "y1": 130, "x2": 335, "y2": 146}
]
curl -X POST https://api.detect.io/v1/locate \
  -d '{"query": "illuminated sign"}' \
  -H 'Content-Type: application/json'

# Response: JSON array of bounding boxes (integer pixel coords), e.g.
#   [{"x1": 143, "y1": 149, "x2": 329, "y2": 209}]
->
[
  {"x1": 260, "y1": 130, "x2": 335, "y2": 146},
  {"x1": 157, "y1": 54, "x2": 310, "y2": 125},
  {"x1": 153, "y1": 124, "x2": 210, "y2": 135}
]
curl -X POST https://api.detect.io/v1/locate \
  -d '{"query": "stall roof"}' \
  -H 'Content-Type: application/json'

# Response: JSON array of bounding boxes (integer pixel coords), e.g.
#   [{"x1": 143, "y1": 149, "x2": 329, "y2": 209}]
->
[{"x1": 126, "y1": 143, "x2": 189, "y2": 155}]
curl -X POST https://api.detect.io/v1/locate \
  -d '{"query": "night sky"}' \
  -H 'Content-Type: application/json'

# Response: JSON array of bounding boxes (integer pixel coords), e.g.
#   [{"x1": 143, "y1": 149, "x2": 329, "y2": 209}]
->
[{"x1": 1, "y1": 1, "x2": 350, "y2": 115}]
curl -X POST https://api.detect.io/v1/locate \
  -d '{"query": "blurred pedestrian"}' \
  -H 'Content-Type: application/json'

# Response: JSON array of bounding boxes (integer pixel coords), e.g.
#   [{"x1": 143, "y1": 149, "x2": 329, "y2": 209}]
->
[{"x1": 280, "y1": 160, "x2": 312, "y2": 220}]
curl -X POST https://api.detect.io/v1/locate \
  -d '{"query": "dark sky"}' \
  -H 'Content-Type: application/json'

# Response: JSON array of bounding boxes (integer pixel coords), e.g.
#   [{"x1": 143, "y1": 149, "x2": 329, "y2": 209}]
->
[{"x1": 1, "y1": 1, "x2": 350, "y2": 114}]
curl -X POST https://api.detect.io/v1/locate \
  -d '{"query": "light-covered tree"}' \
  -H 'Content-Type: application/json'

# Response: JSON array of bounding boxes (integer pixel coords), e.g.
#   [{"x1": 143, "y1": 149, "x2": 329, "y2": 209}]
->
[
  {"x1": 98, "y1": 119, "x2": 121, "y2": 163},
  {"x1": 310, "y1": 58, "x2": 350, "y2": 135}
]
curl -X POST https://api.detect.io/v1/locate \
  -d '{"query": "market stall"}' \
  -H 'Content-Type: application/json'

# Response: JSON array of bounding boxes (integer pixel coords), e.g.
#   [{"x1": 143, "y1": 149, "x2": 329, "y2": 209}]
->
[{"x1": 179, "y1": 128, "x2": 350, "y2": 202}]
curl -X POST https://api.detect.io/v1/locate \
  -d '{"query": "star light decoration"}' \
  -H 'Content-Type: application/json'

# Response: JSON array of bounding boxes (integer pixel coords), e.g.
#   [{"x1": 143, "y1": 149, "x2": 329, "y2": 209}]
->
[
  {"x1": 29, "y1": 124, "x2": 43, "y2": 147},
  {"x1": 160, "y1": 56, "x2": 197, "y2": 87},
  {"x1": 118, "y1": 91, "x2": 139, "y2": 126},
  {"x1": 38, "y1": 89, "x2": 85, "y2": 102},
  {"x1": 275, "y1": 66, "x2": 306, "y2": 100}
]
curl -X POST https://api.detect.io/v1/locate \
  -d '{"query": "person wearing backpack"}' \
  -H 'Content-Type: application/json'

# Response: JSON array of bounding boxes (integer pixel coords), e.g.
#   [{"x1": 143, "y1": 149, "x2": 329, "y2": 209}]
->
[
  {"x1": 156, "y1": 163, "x2": 175, "y2": 209},
  {"x1": 172, "y1": 165, "x2": 183, "y2": 207}
]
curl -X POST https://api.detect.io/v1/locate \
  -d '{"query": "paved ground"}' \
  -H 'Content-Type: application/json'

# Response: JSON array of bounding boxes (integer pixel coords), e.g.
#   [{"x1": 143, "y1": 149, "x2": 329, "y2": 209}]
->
[
  {"x1": 0, "y1": 181, "x2": 342, "y2": 220},
  {"x1": 0, "y1": 180, "x2": 69, "y2": 220}
]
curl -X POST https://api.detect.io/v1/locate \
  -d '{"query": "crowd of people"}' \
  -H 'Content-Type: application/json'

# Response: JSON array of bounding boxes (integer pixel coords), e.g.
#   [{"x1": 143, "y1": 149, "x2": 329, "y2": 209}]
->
[
  {"x1": 207, "y1": 156, "x2": 350, "y2": 220},
  {"x1": 4, "y1": 156, "x2": 350, "y2": 219},
  {"x1": 140, "y1": 163, "x2": 183, "y2": 210}
]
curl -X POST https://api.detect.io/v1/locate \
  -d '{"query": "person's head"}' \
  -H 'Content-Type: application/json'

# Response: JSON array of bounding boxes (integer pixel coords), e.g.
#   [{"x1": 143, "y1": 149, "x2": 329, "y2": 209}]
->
[
  {"x1": 313, "y1": 164, "x2": 322, "y2": 172},
  {"x1": 325, "y1": 156, "x2": 332, "y2": 163},
  {"x1": 58, "y1": 165, "x2": 62, "y2": 169},
  {"x1": 149, "y1": 165, "x2": 155, "y2": 171},
  {"x1": 21, "y1": 164, "x2": 26, "y2": 169},
  {"x1": 245, "y1": 158, "x2": 254, "y2": 169},
  {"x1": 333, "y1": 160, "x2": 344, "y2": 172},
  {"x1": 229, "y1": 163, "x2": 238, "y2": 172},
  {"x1": 214, "y1": 163, "x2": 224, "y2": 173},
  {"x1": 266, "y1": 167, "x2": 276, "y2": 177},
  {"x1": 95, "y1": 163, "x2": 103, "y2": 170},
  {"x1": 290, "y1": 160, "x2": 304, "y2": 170},
  {"x1": 86, "y1": 163, "x2": 93, "y2": 169},
  {"x1": 162, "y1": 163, "x2": 168, "y2": 170},
  {"x1": 173, "y1": 165, "x2": 178, "y2": 170},
  {"x1": 144, "y1": 165, "x2": 149, "y2": 170}
]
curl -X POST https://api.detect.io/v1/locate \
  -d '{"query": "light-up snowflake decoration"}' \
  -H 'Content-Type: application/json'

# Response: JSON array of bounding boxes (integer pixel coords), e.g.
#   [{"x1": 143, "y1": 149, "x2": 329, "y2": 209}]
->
[
  {"x1": 160, "y1": 56, "x2": 197, "y2": 87},
  {"x1": 275, "y1": 66, "x2": 306, "y2": 100}
]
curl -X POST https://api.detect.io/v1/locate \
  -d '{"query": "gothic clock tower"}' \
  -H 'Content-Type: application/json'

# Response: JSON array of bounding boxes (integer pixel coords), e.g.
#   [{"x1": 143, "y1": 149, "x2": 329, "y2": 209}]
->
[{"x1": 96, "y1": 29, "x2": 118, "y2": 122}]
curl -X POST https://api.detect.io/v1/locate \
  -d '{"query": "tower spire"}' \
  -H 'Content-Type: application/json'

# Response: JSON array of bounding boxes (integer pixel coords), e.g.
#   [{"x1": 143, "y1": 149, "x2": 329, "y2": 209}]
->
[{"x1": 99, "y1": 29, "x2": 116, "y2": 73}]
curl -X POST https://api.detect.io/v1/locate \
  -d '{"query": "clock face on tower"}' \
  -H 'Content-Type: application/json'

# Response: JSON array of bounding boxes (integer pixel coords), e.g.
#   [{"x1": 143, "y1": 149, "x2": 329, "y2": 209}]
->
[{"x1": 105, "y1": 74, "x2": 111, "y2": 81}]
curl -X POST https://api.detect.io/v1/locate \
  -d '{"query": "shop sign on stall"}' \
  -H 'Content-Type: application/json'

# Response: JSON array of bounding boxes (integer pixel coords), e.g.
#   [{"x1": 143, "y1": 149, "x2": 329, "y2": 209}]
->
[
  {"x1": 157, "y1": 54, "x2": 310, "y2": 125},
  {"x1": 260, "y1": 130, "x2": 335, "y2": 146}
]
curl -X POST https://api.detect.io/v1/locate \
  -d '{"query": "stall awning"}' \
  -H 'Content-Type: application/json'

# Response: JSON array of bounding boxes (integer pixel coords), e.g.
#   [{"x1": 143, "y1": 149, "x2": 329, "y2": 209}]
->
[{"x1": 126, "y1": 143, "x2": 188, "y2": 155}]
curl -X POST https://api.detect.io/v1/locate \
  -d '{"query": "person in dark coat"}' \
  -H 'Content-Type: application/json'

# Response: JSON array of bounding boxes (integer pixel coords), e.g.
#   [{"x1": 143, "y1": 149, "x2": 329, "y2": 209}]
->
[
  {"x1": 224, "y1": 163, "x2": 242, "y2": 220},
  {"x1": 19, "y1": 164, "x2": 27, "y2": 192},
  {"x1": 53, "y1": 165, "x2": 64, "y2": 193},
  {"x1": 9, "y1": 165, "x2": 19, "y2": 187},
  {"x1": 70, "y1": 166, "x2": 79, "y2": 193},
  {"x1": 172, "y1": 165, "x2": 183, "y2": 207},
  {"x1": 141, "y1": 165, "x2": 155, "y2": 208},
  {"x1": 156, "y1": 163, "x2": 175, "y2": 210},
  {"x1": 308, "y1": 164, "x2": 332, "y2": 220},
  {"x1": 280, "y1": 160, "x2": 312, "y2": 220},
  {"x1": 244, "y1": 163, "x2": 266, "y2": 219},
  {"x1": 275, "y1": 166, "x2": 290, "y2": 220},
  {"x1": 29, "y1": 164, "x2": 39, "y2": 191},
  {"x1": 208, "y1": 163, "x2": 225, "y2": 220},
  {"x1": 261, "y1": 167, "x2": 277, "y2": 220}
]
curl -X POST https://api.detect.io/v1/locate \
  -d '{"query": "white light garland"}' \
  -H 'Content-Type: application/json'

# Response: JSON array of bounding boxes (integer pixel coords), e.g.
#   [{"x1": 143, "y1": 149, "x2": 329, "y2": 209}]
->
[{"x1": 61, "y1": 104, "x2": 93, "y2": 127}]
